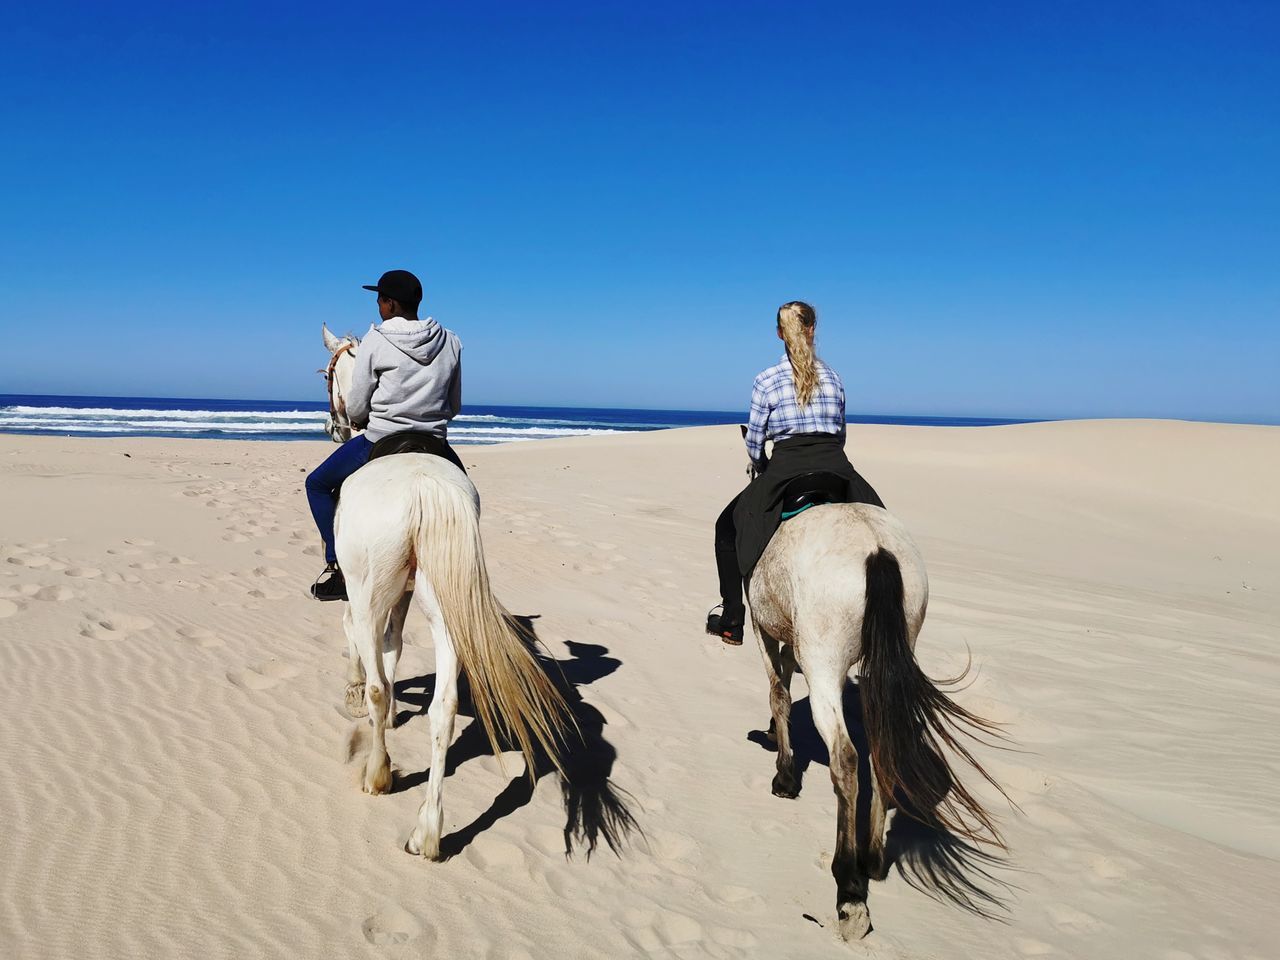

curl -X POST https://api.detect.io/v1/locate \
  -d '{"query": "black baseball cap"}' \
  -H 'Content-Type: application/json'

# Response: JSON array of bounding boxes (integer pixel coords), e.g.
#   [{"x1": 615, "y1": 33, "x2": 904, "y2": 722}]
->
[{"x1": 362, "y1": 269, "x2": 422, "y2": 304}]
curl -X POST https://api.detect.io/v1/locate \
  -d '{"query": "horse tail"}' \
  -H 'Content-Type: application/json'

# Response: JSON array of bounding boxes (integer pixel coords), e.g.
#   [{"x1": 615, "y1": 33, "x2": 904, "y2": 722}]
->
[
  {"x1": 858, "y1": 547, "x2": 1009, "y2": 846},
  {"x1": 412, "y1": 474, "x2": 574, "y2": 779}
]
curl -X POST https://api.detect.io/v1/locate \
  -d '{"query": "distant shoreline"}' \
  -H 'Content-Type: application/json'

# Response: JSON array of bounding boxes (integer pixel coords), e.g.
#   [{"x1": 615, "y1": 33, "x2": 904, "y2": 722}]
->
[{"x1": 0, "y1": 394, "x2": 1040, "y2": 444}]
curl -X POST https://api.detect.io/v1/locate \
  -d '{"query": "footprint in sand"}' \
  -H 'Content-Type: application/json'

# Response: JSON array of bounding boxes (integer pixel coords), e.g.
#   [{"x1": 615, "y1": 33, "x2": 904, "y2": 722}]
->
[
  {"x1": 1088, "y1": 854, "x2": 1134, "y2": 882},
  {"x1": 226, "y1": 660, "x2": 301, "y2": 691},
  {"x1": 1048, "y1": 903, "x2": 1101, "y2": 932},
  {"x1": 80, "y1": 612, "x2": 156, "y2": 639},
  {"x1": 360, "y1": 906, "x2": 424, "y2": 946},
  {"x1": 708, "y1": 883, "x2": 763, "y2": 905},
  {"x1": 648, "y1": 834, "x2": 702, "y2": 878},
  {"x1": 34, "y1": 585, "x2": 75, "y2": 602},
  {"x1": 80, "y1": 622, "x2": 126, "y2": 641},
  {"x1": 618, "y1": 907, "x2": 706, "y2": 951},
  {"x1": 64, "y1": 567, "x2": 102, "y2": 579},
  {"x1": 178, "y1": 626, "x2": 224, "y2": 648},
  {"x1": 463, "y1": 838, "x2": 527, "y2": 872},
  {"x1": 9, "y1": 554, "x2": 50, "y2": 568},
  {"x1": 252, "y1": 566, "x2": 289, "y2": 579},
  {"x1": 0, "y1": 599, "x2": 21, "y2": 619},
  {"x1": 254, "y1": 548, "x2": 288, "y2": 559},
  {"x1": 124, "y1": 539, "x2": 155, "y2": 547},
  {"x1": 709, "y1": 925, "x2": 759, "y2": 949},
  {"x1": 247, "y1": 587, "x2": 290, "y2": 600},
  {"x1": 1015, "y1": 940, "x2": 1055, "y2": 957}
]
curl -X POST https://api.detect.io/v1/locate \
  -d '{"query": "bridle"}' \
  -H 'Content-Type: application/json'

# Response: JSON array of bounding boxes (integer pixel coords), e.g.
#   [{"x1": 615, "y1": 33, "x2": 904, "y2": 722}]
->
[{"x1": 323, "y1": 340, "x2": 357, "y2": 443}]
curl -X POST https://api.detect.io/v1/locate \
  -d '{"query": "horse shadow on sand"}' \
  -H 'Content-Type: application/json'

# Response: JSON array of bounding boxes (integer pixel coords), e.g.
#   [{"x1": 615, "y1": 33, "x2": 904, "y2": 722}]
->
[
  {"x1": 390, "y1": 617, "x2": 643, "y2": 861},
  {"x1": 747, "y1": 680, "x2": 1019, "y2": 921}
]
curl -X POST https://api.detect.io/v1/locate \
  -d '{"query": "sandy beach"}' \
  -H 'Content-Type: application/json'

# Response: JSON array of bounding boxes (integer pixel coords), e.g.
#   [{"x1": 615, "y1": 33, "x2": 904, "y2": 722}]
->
[{"x1": 1, "y1": 420, "x2": 1277, "y2": 960}]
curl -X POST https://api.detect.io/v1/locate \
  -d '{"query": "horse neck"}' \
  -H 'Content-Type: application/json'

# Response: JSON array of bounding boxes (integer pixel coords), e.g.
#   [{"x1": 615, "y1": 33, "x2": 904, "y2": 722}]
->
[{"x1": 326, "y1": 348, "x2": 358, "y2": 441}]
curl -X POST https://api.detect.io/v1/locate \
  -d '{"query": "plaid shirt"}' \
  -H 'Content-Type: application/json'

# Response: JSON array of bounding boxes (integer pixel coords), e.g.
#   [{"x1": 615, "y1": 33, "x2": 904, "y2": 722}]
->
[{"x1": 744, "y1": 355, "x2": 846, "y2": 464}]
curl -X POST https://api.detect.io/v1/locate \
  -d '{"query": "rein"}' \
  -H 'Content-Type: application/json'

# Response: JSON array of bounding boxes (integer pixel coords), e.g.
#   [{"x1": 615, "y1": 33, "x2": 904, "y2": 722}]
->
[{"x1": 325, "y1": 341, "x2": 356, "y2": 438}]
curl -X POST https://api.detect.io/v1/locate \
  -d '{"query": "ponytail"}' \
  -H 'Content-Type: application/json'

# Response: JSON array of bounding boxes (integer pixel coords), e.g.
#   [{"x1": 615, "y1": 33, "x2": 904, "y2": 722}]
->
[{"x1": 777, "y1": 301, "x2": 819, "y2": 407}]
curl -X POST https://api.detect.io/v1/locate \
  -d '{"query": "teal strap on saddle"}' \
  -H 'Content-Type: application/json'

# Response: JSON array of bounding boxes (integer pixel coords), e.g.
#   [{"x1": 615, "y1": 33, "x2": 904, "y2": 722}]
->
[{"x1": 780, "y1": 503, "x2": 818, "y2": 521}]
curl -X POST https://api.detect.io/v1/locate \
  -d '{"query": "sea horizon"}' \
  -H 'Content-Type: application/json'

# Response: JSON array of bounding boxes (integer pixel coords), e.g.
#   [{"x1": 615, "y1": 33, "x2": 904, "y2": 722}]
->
[{"x1": 0, "y1": 393, "x2": 1039, "y2": 443}]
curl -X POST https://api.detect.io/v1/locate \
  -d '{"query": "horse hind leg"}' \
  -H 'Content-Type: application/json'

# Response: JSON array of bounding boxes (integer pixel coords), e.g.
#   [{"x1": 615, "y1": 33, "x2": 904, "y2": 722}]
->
[
  {"x1": 406, "y1": 572, "x2": 459, "y2": 861},
  {"x1": 864, "y1": 726, "x2": 889, "y2": 881},
  {"x1": 381, "y1": 593, "x2": 411, "y2": 729},
  {"x1": 757, "y1": 628, "x2": 798, "y2": 798},
  {"x1": 344, "y1": 577, "x2": 396, "y2": 796},
  {"x1": 343, "y1": 606, "x2": 368, "y2": 719},
  {"x1": 806, "y1": 661, "x2": 872, "y2": 940}
]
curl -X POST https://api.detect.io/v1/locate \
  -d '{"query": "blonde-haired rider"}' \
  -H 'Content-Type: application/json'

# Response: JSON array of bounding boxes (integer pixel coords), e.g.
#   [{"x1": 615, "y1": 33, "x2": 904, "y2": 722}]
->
[{"x1": 708, "y1": 301, "x2": 884, "y2": 645}]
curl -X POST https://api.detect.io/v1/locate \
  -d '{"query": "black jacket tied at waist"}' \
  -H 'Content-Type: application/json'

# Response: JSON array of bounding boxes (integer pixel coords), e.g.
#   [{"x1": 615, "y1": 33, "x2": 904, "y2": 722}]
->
[{"x1": 732, "y1": 433, "x2": 884, "y2": 580}]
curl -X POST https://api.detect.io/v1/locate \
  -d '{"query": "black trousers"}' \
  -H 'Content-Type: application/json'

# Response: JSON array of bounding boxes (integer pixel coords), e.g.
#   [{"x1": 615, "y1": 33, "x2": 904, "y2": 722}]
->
[{"x1": 714, "y1": 492, "x2": 746, "y2": 625}]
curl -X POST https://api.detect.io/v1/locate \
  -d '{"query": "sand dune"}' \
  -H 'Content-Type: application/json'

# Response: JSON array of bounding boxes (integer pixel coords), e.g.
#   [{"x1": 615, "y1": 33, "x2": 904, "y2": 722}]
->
[{"x1": 1, "y1": 421, "x2": 1277, "y2": 959}]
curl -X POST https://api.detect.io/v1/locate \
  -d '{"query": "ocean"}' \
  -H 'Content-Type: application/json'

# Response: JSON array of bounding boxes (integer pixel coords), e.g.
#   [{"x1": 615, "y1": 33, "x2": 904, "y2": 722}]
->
[{"x1": 0, "y1": 395, "x2": 1035, "y2": 444}]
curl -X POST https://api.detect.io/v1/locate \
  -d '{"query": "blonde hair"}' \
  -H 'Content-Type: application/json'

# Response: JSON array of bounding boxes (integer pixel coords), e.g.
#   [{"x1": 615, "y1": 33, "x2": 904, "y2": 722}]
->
[{"x1": 777, "y1": 300, "x2": 819, "y2": 407}]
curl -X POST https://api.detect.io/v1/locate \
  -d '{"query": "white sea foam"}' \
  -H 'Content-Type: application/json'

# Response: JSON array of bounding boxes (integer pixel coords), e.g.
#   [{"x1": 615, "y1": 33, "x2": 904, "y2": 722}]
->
[
  {"x1": 0, "y1": 417, "x2": 324, "y2": 433},
  {"x1": 0, "y1": 403, "x2": 635, "y2": 444},
  {"x1": 3, "y1": 405, "x2": 327, "y2": 420}
]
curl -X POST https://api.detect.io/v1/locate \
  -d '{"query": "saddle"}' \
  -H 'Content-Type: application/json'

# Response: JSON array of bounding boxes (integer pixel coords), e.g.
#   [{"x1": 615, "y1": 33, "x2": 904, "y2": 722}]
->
[
  {"x1": 367, "y1": 431, "x2": 466, "y2": 473},
  {"x1": 779, "y1": 471, "x2": 851, "y2": 521}
]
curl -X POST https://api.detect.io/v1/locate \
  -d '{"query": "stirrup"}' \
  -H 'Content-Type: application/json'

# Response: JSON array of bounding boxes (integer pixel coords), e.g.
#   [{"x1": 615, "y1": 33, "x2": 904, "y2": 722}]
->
[
  {"x1": 705, "y1": 604, "x2": 744, "y2": 646},
  {"x1": 310, "y1": 563, "x2": 347, "y2": 602}
]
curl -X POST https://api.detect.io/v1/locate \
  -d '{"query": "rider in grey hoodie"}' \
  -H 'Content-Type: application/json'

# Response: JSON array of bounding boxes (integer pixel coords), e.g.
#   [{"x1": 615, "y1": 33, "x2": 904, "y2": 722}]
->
[
  {"x1": 346, "y1": 314, "x2": 461, "y2": 440},
  {"x1": 306, "y1": 269, "x2": 463, "y2": 601}
]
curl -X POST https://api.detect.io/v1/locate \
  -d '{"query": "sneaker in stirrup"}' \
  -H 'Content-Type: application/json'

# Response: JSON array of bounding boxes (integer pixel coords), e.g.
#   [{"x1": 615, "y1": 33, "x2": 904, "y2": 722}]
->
[{"x1": 310, "y1": 563, "x2": 348, "y2": 602}]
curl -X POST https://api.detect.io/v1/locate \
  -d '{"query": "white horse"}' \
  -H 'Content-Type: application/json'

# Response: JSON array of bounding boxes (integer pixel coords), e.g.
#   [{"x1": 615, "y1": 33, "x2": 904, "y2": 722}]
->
[
  {"x1": 748, "y1": 501, "x2": 1007, "y2": 940},
  {"x1": 321, "y1": 325, "x2": 573, "y2": 859}
]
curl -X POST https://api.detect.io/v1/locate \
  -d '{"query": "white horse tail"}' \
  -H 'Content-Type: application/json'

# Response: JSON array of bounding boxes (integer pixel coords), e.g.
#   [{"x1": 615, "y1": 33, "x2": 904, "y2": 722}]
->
[
  {"x1": 412, "y1": 476, "x2": 574, "y2": 779},
  {"x1": 859, "y1": 548, "x2": 1010, "y2": 846}
]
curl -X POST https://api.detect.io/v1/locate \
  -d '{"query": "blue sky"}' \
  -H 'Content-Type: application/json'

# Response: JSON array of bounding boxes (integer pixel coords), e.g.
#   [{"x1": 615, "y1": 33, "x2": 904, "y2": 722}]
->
[{"x1": 1, "y1": 1, "x2": 1276, "y2": 421}]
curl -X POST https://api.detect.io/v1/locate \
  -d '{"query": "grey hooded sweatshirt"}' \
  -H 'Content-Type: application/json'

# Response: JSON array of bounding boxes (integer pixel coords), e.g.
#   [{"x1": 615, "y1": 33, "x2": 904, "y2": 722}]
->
[{"x1": 345, "y1": 316, "x2": 462, "y2": 441}]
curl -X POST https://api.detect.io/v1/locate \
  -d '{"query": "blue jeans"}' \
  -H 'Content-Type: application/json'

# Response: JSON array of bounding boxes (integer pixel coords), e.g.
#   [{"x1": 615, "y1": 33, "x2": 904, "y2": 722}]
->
[{"x1": 305, "y1": 435, "x2": 373, "y2": 564}]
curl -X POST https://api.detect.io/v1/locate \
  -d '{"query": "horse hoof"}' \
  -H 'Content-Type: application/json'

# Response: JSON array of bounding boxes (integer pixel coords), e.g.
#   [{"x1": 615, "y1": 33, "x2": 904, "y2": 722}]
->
[
  {"x1": 836, "y1": 902, "x2": 872, "y2": 941},
  {"x1": 405, "y1": 830, "x2": 441, "y2": 861},
  {"x1": 771, "y1": 774, "x2": 799, "y2": 799},
  {"x1": 363, "y1": 762, "x2": 392, "y2": 795},
  {"x1": 345, "y1": 683, "x2": 369, "y2": 718}
]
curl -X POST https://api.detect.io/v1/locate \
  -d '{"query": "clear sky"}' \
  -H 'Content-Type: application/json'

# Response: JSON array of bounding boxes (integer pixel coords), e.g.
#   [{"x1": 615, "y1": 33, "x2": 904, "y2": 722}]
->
[{"x1": 1, "y1": 1, "x2": 1276, "y2": 421}]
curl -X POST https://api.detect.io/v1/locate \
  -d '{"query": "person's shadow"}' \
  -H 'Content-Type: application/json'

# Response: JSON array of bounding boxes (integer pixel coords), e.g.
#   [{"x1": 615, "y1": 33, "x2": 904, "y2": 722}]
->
[
  {"x1": 392, "y1": 617, "x2": 642, "y2": 861},
  {"x1": 747, "y1": 680, "x2": 1018, "y2": 920}
]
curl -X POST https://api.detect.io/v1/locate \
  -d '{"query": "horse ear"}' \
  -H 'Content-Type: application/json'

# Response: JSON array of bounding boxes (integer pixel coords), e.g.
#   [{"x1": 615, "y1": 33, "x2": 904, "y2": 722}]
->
[{"x1": 322, "y1": 324, "x2": 342, "y2": 353}]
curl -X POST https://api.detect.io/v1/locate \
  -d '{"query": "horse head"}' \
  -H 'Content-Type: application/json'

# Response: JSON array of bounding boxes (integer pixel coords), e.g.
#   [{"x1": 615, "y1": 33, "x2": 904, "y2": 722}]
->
[{"x1": 321, "y1": 323, "x2": 360, "y2": 443}]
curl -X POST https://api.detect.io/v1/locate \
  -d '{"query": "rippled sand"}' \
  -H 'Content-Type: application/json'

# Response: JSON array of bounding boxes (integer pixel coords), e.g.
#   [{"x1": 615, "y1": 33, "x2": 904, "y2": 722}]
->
[{"x1": 1, "y1": 421, "x2": 1276, "y2": 959}]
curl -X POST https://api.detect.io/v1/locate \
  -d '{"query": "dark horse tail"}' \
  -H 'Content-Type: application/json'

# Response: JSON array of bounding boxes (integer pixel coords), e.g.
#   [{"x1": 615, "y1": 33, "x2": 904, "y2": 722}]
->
[{"x1": 859, "y1": 548, "x2": 1010, "y2": 846}]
